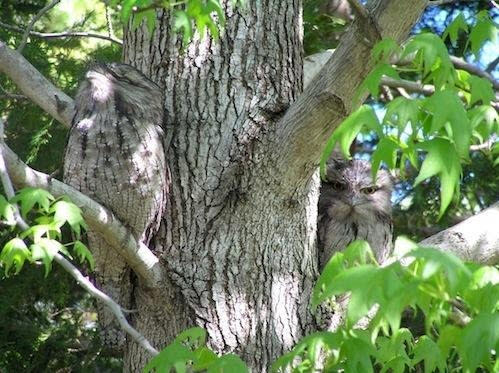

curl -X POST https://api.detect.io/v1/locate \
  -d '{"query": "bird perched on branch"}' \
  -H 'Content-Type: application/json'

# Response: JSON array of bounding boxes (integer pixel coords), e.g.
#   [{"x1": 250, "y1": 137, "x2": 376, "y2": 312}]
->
[
  {"x1": 63, "y1": 63, "x2": 167, "y2": 352},
  {"x1": 318, "y1": 156, "x2": 394, "y2": 269}
]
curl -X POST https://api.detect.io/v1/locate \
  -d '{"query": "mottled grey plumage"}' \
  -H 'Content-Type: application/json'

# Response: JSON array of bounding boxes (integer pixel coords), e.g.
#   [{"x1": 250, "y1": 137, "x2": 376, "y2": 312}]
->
[
  {"x1": 63, "y1": 63, "x2": 166, "y2": 350},
  {"x1": 318, "y1": 157, "x2": 393, "y2": 268}
]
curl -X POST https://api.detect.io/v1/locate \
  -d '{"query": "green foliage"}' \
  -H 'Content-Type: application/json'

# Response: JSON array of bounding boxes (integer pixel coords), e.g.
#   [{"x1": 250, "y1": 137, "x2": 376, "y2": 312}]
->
[
  {"x1": 0, "y1": 188, "x2": 91, "y2": 277},
  {"x1": 144, "y1": 327, "x2": 249, "y2": 372},
  {"x1": 0, "y1": 264, "x2": 122, "y2": 372},
  {"x1": 111, "y1": 0, "x2": 244, "y2": 46},
  {"x1": 272, "y1": 240, "x2": 499, "y2": 372},
  {"x1": 324, "y1": 11, "x2": 498, "y2": 219}
]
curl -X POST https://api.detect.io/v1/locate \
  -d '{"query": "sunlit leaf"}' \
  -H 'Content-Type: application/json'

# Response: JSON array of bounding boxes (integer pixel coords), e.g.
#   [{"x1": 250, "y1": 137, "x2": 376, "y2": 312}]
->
[
  {"x1": 414, "y1": 138, "x2": 462, "y2": 218},
  {"x1": 412, "y1": 336, "x2": 446, "y2": 373},
  {"x1": 320, "y1": 105, "x2": 381, "y2": 178},
  {"x1": 423, "y1": 89, "x2": 471, "y2": 159},
  {"x1": 73, "y1": 241, "x2": 94, "y2": 271},
  {"x1": 0, "y1": 194, "x2": 16, "y2": 226},
  {"x1": 50, "y1": 200, "x2": 87, "y2": 238},
  {"x1": 0, "y1": 238, "x2": 29, "y2": 275},
  {"x1": 469, "y1": 10, "x2": 497, "y2": 55},
  {"x1": 10, "y1": 188, "x2": 54, "y2": 218},
  {"x1": 457, "y1": 312, "x2": 499, "y2": 372},
  {"x1": 30, "y1": 243, "x2": 55, "y2": 276},
  {"x1": 442, "y1": 14, "x2": 468, "y2": 46}
]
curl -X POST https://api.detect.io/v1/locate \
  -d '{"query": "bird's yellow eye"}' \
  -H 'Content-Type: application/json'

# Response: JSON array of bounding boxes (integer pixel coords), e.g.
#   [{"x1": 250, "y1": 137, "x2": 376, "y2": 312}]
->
[{"x1": 361, "y1": 186, "x2": 378, "y2": 194}]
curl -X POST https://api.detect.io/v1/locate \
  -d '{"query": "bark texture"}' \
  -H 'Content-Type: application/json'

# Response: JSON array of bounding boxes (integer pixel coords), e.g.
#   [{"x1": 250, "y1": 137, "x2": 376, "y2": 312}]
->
[{"x1": 124, "y1": 0, "x2": 426, "y2": 370}]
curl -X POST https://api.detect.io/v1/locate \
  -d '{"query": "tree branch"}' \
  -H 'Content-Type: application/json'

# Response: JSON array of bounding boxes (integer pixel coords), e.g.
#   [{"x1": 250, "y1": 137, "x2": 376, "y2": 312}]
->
[
  {"x1": 450, "y1": 55, "x2": 499, "y2": 91},
  {"x1": 17, "y1": 0, "x2": 61, "y2": 53},
  {"x1": 0, "y1": 39, "x2": 74, "y2": 128},
  {"x1": 0, "y1": 129, "x2": 165, "y2": 289},
  {"x1": 427, "y1": 0, "x2": 475, "y2": 6},
  {"x1": 0, "y1": 121, "x2": 158, "y2": 356},
  {"x1": 273, "y1": 0, "x2": 427, "y2": 185},
  {"x1": 54, "y1": 252, "x2": 159, "y2": 356},
  {"x1": 0, "y1": 21, "x2": 123, "y2": 45},
  {"x1": 420, "y1": 201, "x2": 499, "y2": 265}
]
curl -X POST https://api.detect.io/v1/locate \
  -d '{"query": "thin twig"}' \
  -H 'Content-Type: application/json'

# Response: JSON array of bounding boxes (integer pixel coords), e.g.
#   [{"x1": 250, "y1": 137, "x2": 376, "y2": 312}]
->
[
  {"x1": 486, "y1": 55, "x2": 499, "y2": 74},
  {"x1": 0, "y1": 84, "x2": 28, "y2": 101},
  {"x1": 427, "y1": 0, "x2": 475, "y2": 6},
  {"x1": 0, "y1": 118, "x2": 158, "y2": 357},
  {"x1": 105, "y1": 5, "x2": 115, "y2": 39},
  {"x1": 469, "y1": 134, "x2": 498, "y2": 151},
  {"x1": 0, "y1": 21, "x2": 122, "y2": 45},
  {"x1": 17, "y1": 0, "x2": 61, "y2": 53}
]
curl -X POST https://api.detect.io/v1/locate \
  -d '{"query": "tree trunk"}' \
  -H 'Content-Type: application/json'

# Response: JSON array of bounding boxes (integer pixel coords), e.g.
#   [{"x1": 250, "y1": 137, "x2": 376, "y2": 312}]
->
[
  {"x1": 120, "y1": 0, "x2": 425, "y2": 371},
  {"x1": 123, "y1": 2, "x2": 320, "y2": 370}
]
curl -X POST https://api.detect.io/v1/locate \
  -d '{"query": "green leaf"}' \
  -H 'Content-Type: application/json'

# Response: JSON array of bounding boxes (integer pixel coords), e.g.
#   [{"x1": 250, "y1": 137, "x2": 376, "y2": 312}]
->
[
  {"x1": 468, "y1": 75, "x2": 495, "y2": 106},
  {"x1": 271, "y1": 332, "x2": 342, "y2": 372},
  {"x1": 414, "y1": 138, "x2": 462, "y2": 219},
  {"x1": 73, "y1": 241, "x2": 94, "y2": 271},
  {"x1": 371, "y1": 136, "x2": 399, "y2": 180},
  {"x1": 321, "y1": 265, "x2": 383, "y2": 326},
  {"x1": 457, "y1": 313, "x2": 499, "y2": 372},
  {"x1": 30, "y1": 243, "x2": 55, "y2": 276},
  {"x1": 143, "y1": 342, "x2": 195, "y2": 373},
  {"x1": 468, "y1": 105, "x2": 499, "y2": 142},
  {"x1": 192, "y1": 347, "x2": 218, "y2": 371},
  {"x1": 20, "y1": 224, "x2": 60, "y2": 242},
  {"x1": 437, "y1": 324, "x2": 461, "y2": 359},
  {"x1": 402, "y1": 33, "x2": 454, "y2": 87},
  {"x1": 10, "y1": 188, "x2": 54, "y2": 218},
  {"x1": 50, "y1": 200, "x2": 87, "y2": 238},
  {"x1": 383, "y1": 97, "x2": 422, "y2": 133},
  {"x1": 312, "y1": 251, "x2": 346, "y2": 310},
  {"x1": 37, "y1": 238, "x2": 71, "y2": 259},
  {"x1": 174, "y1": 10, "x2": 193, "y2": 46},
  {"x1": 443, "y1": 14, "x2": 468, "y2": 46},
  {"x1": 423, "y1": 89, "x2": 471, "y2": 159},
  {"x1": 121, "y1": 0, "x2": 137, "y2": 22},
  {"x1": 342, "y1": 330, "x2": 376, "y2": 373},
  {"x1": 375, "y1": 329, "x2": 412, "y2": 372},
  {"x1": 372, "y1": 38, "x2": 401, "y2": 63},
  {"x1": 342, "y1": 240, "x2": 377, "y2": 267},
  {"x1": 175, "y1": 327, "x2": 207, "y2": 349},
  {"x1": 132, "y1": 9, "x2": 157, "y2": 37},
  {"x1": 406, "y1": 247, "x2": 472, "y2": 295},
  {"x1": 469, "y1": 10, "x2": 497, "y2": 56},
  {"x1": 0, "y1": 238, "x2": 29, "y2": 275},
  {"x1": 206, "y1": 354, "x2": 249, "y2": 373},
  {"x1": 320, "y1": 106, "x2": 381, "y2": 178},
  {"x1": 356, "y1": 63, "x2": 399, "y2": 101},
  {"x1": 412, "y1": 336, "x2": 446, "y2": 373},
  {"x1": 0, "y1": 194, "x2": 16, "y2": 226}
]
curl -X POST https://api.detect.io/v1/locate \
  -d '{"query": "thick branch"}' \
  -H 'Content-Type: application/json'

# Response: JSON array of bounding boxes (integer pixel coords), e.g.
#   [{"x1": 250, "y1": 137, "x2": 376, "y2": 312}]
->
[
  {"x1": 0, "y1": 21, "x2": 123, "y2": 45},
  {"x1": 1, "y1": 141, "x2": 165, "y2": 288},
  {"x1": 273, "y1": 0, "x2": 427, "y2": 184},
  {"x1": 0, "y1": 39, "x2": 74, "y2": 127},
  {"x1": 420, "y1": 201, "x2": 499, "y2": 265}
]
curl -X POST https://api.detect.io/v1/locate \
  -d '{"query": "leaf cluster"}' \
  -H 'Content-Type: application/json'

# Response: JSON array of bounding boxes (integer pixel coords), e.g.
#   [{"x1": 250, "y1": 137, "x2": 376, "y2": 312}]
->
[
  {"x1": 144, "y1": 327, "x2": 249, "y2": 373},
  {"x1": 0, "y1": 188, "x2": 93, "y2": 277},
  {"x1": 272, "y1": 240, "x2": 499, "y2": 373},
  {"x1": 110, "y1": 0, "x2": 244, "y2": 46}
]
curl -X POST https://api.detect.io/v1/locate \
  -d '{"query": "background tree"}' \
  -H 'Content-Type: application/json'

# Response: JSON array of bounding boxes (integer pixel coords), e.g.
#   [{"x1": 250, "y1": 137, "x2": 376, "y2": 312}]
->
[{"x1": 0, "y1": 0, "x2": 497, "y2": 371}]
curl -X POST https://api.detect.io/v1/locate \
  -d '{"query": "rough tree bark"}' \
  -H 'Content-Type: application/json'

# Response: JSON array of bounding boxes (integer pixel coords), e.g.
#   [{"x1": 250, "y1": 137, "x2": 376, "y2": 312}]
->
[{"x1": 119, "y1": 0, "x2": 426, "y2": 371}]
